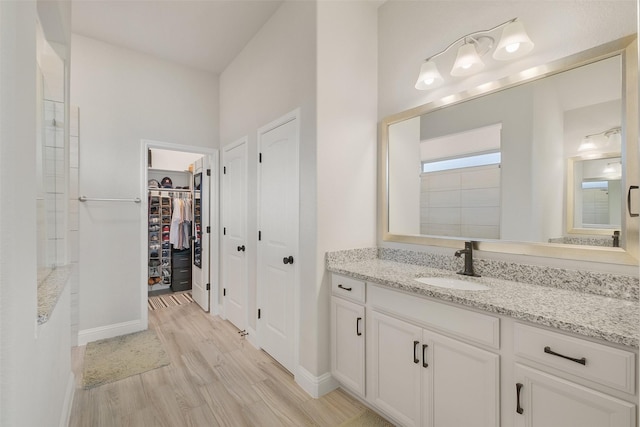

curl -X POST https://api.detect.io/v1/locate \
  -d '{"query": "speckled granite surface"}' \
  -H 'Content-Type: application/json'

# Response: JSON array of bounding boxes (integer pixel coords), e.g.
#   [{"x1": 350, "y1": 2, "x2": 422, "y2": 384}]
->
[
  {"x1": 38, "y1": 265, "x2": 73, "y2": 325},
  {"x1": 376, "y1": 248, "x2": 638, "y2": 301},
  {"x1": 548, "y1": 236, "x2": 616, "y2": 247},
  {"x1": 327, "y1": 248, "x2": 639, "y2": 348}
]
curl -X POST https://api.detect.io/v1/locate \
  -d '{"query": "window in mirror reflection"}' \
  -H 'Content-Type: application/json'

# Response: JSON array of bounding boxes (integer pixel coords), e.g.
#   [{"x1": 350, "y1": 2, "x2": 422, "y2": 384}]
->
[
  {"x1": 572, "y1": 156, "x2": 622, "y2": 230},
  {"x1": 389, "y1": 122, "x2": 502, "y2": 239}
]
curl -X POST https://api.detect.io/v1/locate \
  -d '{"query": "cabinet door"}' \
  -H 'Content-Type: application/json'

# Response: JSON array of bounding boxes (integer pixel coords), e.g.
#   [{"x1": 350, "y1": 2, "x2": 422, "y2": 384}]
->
[
  {"x1": 370, "y1": 310, "x2": 422, "y2": 427},
  {"x1": 331, "y1": 297, "x2": 365, "y2": 397},
  {"x1": 514, "y1": 364, "x2": 635, "y2": 427},
  {"x1": 424, "y1": 331, "x2": 499, "y2": 427}
]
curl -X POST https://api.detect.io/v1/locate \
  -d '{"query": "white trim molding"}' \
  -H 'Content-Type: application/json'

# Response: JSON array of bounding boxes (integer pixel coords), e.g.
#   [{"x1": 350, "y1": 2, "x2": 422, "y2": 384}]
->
[
  {"x1": 77, "y1": 319, "x2": 144, "y2": 345},
  {"x1": 295, "y1": 365, "x2": 339, "y2": 398}
]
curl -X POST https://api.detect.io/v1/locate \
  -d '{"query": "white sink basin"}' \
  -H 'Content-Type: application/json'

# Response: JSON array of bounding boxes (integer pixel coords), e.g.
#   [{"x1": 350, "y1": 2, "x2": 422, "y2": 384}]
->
[{"x1": 415, "y1": 276, "x2": 490, "y2": 291}]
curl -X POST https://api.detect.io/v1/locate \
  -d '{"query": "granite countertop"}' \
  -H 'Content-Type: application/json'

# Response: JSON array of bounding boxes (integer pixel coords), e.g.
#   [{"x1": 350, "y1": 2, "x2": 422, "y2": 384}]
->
[
  {"x1": 38, "y1": 265, "x2": 73, "y2": 325},
  {"x1": 328, "y1": 258, "x2": 639, "y2": 349}
]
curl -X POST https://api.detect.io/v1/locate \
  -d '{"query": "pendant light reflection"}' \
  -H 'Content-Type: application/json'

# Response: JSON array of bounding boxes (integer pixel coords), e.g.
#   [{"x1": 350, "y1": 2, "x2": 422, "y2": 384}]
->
[
  {"x1": 415, "y1": 18, "x2": 534, "y2": 90},
  {"x1": 578, "y1": 127, "x2": 622, "y2": 153}
]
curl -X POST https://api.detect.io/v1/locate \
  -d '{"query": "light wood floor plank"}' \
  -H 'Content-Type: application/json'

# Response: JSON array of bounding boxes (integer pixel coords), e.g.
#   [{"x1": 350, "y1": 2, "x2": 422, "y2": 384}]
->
[
  {"x1": 199, "y1": 381, "x2": 252, "y2": 427},
  {"x1": 69, "y1": 301, "x2": 385, "y2": 426}
]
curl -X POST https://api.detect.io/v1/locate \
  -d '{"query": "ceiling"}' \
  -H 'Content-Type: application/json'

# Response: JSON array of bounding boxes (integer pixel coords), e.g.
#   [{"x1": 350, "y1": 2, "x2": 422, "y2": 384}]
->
[{"x1": 71, "y1": 0, "x2": 284, "y2": 74}]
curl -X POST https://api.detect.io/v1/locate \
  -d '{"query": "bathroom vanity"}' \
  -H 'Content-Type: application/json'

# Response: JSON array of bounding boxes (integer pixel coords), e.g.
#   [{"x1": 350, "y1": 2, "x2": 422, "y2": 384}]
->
[{"x1": 328, "y1": 249, "x2": 638, "y2": 427}]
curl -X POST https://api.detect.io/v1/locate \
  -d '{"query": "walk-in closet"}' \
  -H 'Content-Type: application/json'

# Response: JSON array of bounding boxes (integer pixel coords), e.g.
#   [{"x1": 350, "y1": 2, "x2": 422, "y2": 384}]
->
[{"x1": 147, "y1": 148, "x2": 203, "y2": 296}]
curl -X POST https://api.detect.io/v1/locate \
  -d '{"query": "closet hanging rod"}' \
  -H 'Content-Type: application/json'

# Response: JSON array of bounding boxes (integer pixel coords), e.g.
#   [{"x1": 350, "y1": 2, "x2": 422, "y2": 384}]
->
[
  {"x1": 148, "y1": 188, "x2": 192, "y2": 193},
  {"x1": 78, "y1": 195, "x2": 142, "y2": 203}
]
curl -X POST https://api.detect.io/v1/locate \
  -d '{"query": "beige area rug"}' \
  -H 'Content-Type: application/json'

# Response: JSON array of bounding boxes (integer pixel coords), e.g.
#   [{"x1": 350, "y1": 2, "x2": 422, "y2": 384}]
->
[
  {"x1": 82, "y1": 329, "x2": 170, "y2": 389},
  {"x1": 339, "y1": 410, "x2": 395, "y2": 427},
  {"x1": 148, "y1": 291, "x2": 193, "y2": 311}
]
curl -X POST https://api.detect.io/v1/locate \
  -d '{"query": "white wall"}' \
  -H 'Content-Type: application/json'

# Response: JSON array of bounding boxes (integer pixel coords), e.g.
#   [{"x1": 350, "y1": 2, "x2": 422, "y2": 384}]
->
[
  {"x1": 316, "y1": 0, "x2": 378, "y2": 383},
  {"x1": 219, "y1": 0, "x2": 317, "y2": 353},
  {"x1": 220, "y1": 0, "x2": 378, "y2": 391},
  {"x1": 150, "y1": 148, "x2": 202, "y2": 172},
  {"x1": 0, "y1": 1, "x2": 73, "y2": 425},
  {"x1": 71, "y1": 35, "x2": 218, "y2": 340}
]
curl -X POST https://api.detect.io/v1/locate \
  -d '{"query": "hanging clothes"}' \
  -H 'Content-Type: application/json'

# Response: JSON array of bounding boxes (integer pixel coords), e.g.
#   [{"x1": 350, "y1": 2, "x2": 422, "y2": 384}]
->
[
  {"x1": 169, "y1": 193, "x2": 192, "y2": 250},
  {"x1": 182, "y1": 196, "x2": 192, "y2": 249}
]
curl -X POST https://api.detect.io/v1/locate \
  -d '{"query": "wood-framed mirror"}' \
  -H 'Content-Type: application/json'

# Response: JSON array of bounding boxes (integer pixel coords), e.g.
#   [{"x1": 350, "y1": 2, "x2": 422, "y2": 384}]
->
[{"x1": 379, "y1": 36, "x2": 638, "y2": 265}]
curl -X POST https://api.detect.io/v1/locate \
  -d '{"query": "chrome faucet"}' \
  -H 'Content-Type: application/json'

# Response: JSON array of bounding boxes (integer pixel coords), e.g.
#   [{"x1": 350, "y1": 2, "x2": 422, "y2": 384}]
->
[{"x1": 455, "y1": 241, "x2": 480, "y2": 277}]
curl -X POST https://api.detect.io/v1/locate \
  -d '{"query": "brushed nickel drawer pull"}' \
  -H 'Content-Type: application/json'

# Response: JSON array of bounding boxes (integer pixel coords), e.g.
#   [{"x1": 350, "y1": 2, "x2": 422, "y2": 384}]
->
[{"x1": 544, "y1": 346, "x2": 586, "y2": 365}]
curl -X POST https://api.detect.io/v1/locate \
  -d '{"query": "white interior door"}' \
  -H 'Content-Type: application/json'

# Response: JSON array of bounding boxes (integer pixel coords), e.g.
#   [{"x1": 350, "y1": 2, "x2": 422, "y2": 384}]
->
[
  {"x1": 192, "y1": 157, "x2": 211, "y2": 311},
  {"x1": 222, "y1": 138, "x2": 247, "y2": 330},
  {"x1": 257, "y1": 112, "x2": 299, "y2": 373}
]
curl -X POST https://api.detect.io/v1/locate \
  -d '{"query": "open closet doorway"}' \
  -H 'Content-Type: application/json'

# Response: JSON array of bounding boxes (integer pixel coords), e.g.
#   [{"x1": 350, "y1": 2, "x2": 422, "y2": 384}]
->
[{"x1": 140, "y1": 140, "x2": 219, "y2": 327}]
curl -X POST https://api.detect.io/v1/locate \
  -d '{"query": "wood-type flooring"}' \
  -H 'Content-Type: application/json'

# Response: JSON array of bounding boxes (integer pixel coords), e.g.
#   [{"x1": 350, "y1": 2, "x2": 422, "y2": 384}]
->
[{"x1": 69, "y1": 300, "x2": 371, "y2": 427}]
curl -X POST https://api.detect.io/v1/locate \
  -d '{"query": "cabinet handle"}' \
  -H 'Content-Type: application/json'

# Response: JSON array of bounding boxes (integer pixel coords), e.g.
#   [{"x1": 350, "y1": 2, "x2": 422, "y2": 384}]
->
[
  {"x1": 543, "y1": 346, "x2": 586, "y2": 365},
  {"x1": 413, "y1": 341, "x2": 420, "y2": 364},
  {"x1": 422, "y1": 344, "x2": 428, "y2": 368},
  {"x1": 356, "y1": 317, "x2": 362, "y2": 336},
  {"x1": 338, "y1": 284, "x2": 352, "y2": 291},
  {"x1": 516, "y1": 383, "x2": 523, "y2": 414},
  {"x1": 627, "y1": 185, "x2": 639, "y2": 217}
]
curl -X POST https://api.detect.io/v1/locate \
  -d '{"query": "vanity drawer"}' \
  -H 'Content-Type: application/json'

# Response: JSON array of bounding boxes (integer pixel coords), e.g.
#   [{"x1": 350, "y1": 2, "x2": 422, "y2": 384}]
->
[
  {"x1": 514, "y1": 323, "x2": 635, "y2": 394},
  {"x1": 332, "y1": 274, "x2": 365, "y2": 303},
  {"x1": 369, "y1": 283, "x2": 499, "y2": 349}
]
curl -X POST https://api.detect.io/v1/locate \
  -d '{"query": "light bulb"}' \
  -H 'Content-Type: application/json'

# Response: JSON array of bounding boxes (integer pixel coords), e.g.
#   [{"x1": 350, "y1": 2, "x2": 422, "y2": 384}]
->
[
  {"x1": 415, "y1": 60, "x2": 444, "y2": 90},
  {"x1": 493, "y1": 20, "x2": 534, "y2": 60},
  {"x1": 506, "y1": 43, "x2": 520, "y2": 53},
  {"x1": 451, "y1": 43, "x2": 484, "y2": 76}
]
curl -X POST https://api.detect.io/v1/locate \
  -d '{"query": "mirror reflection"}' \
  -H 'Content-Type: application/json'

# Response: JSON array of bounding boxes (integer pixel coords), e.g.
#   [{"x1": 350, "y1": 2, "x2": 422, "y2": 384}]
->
[
  {"x1": 388, "y1": 53, "x2": 625, "y2": 248},
  {"x1": 566, "y1": 154, "x2": 622, "y2": 242}
]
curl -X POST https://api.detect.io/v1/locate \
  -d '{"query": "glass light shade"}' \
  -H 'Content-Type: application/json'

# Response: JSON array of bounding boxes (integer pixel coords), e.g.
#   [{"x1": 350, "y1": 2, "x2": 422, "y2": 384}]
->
[
  {"x1": 493, "y1": 20, "x2": 534, "y2": 60},
  {"x1": 415, "y1": 60, "x2": 444, "y2": 90},
  {"x1": 451, "y1": 43, "x2": 484, "y2": 76},
  {"x1": 578, "y1": 137, "x2": 598, "y2": 152}
]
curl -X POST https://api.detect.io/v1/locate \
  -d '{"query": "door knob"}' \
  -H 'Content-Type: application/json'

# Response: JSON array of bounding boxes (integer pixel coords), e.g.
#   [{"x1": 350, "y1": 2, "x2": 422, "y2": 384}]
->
[
  {"x1": 237, "y1": 245, "x2": 245, "y2": 252},
  {"x1": 283, "y1": 256, "x2": 294, "y2": 264}
]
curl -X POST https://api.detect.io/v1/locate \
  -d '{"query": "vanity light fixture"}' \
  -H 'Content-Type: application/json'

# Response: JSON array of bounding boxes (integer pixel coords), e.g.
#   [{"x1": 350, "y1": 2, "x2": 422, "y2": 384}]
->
[
  {"x1": 602, "y1": 161, "x2": 621, "y2": 175},
  {"x1": 578, "y1": 127, "x2": 621, "y2": 152},
  {"x1": 415, "y1": 18, "x2": 534, "y2": 90}
]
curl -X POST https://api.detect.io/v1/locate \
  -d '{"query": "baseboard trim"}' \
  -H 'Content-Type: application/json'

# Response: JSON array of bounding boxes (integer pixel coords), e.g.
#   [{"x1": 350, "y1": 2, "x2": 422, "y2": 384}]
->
[
  {"x1": 78, "y1": 319, "x2": 144, "y2": 345},
  {"x1": 295, "y1": 365, "x2": 338, "y2": 398},
  {"x1": 59, "y1": 372, "x2": 75, "y2": 427}
]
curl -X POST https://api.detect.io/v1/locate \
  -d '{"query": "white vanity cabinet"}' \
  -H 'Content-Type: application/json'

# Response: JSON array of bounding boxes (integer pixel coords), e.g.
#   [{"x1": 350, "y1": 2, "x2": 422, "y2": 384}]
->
[
  {"x1": 513, "y1": 323, "x2": 636, "y2": 427},
  {"x1": 368, "y1": 284, "x2": 499, "y2": 427},
  {"x1": 329, "y1": 274, "x2": 637, "y2": 427},
  {"x1": 330, "y1": 274, "x2": 366, "y2": 398}
]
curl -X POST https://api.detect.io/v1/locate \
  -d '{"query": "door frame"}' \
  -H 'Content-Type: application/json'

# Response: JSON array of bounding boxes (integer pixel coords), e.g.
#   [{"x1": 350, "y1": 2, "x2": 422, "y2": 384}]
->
[
  {"x1": 256, "y1": 108, "x2": 301, "y2": 373},
  {"x1": 139, "y1": 139, "x2": 219, "y2": 329},
  {"x1": 221, "y1": 136, "x2": 248, "y2": 327}
]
